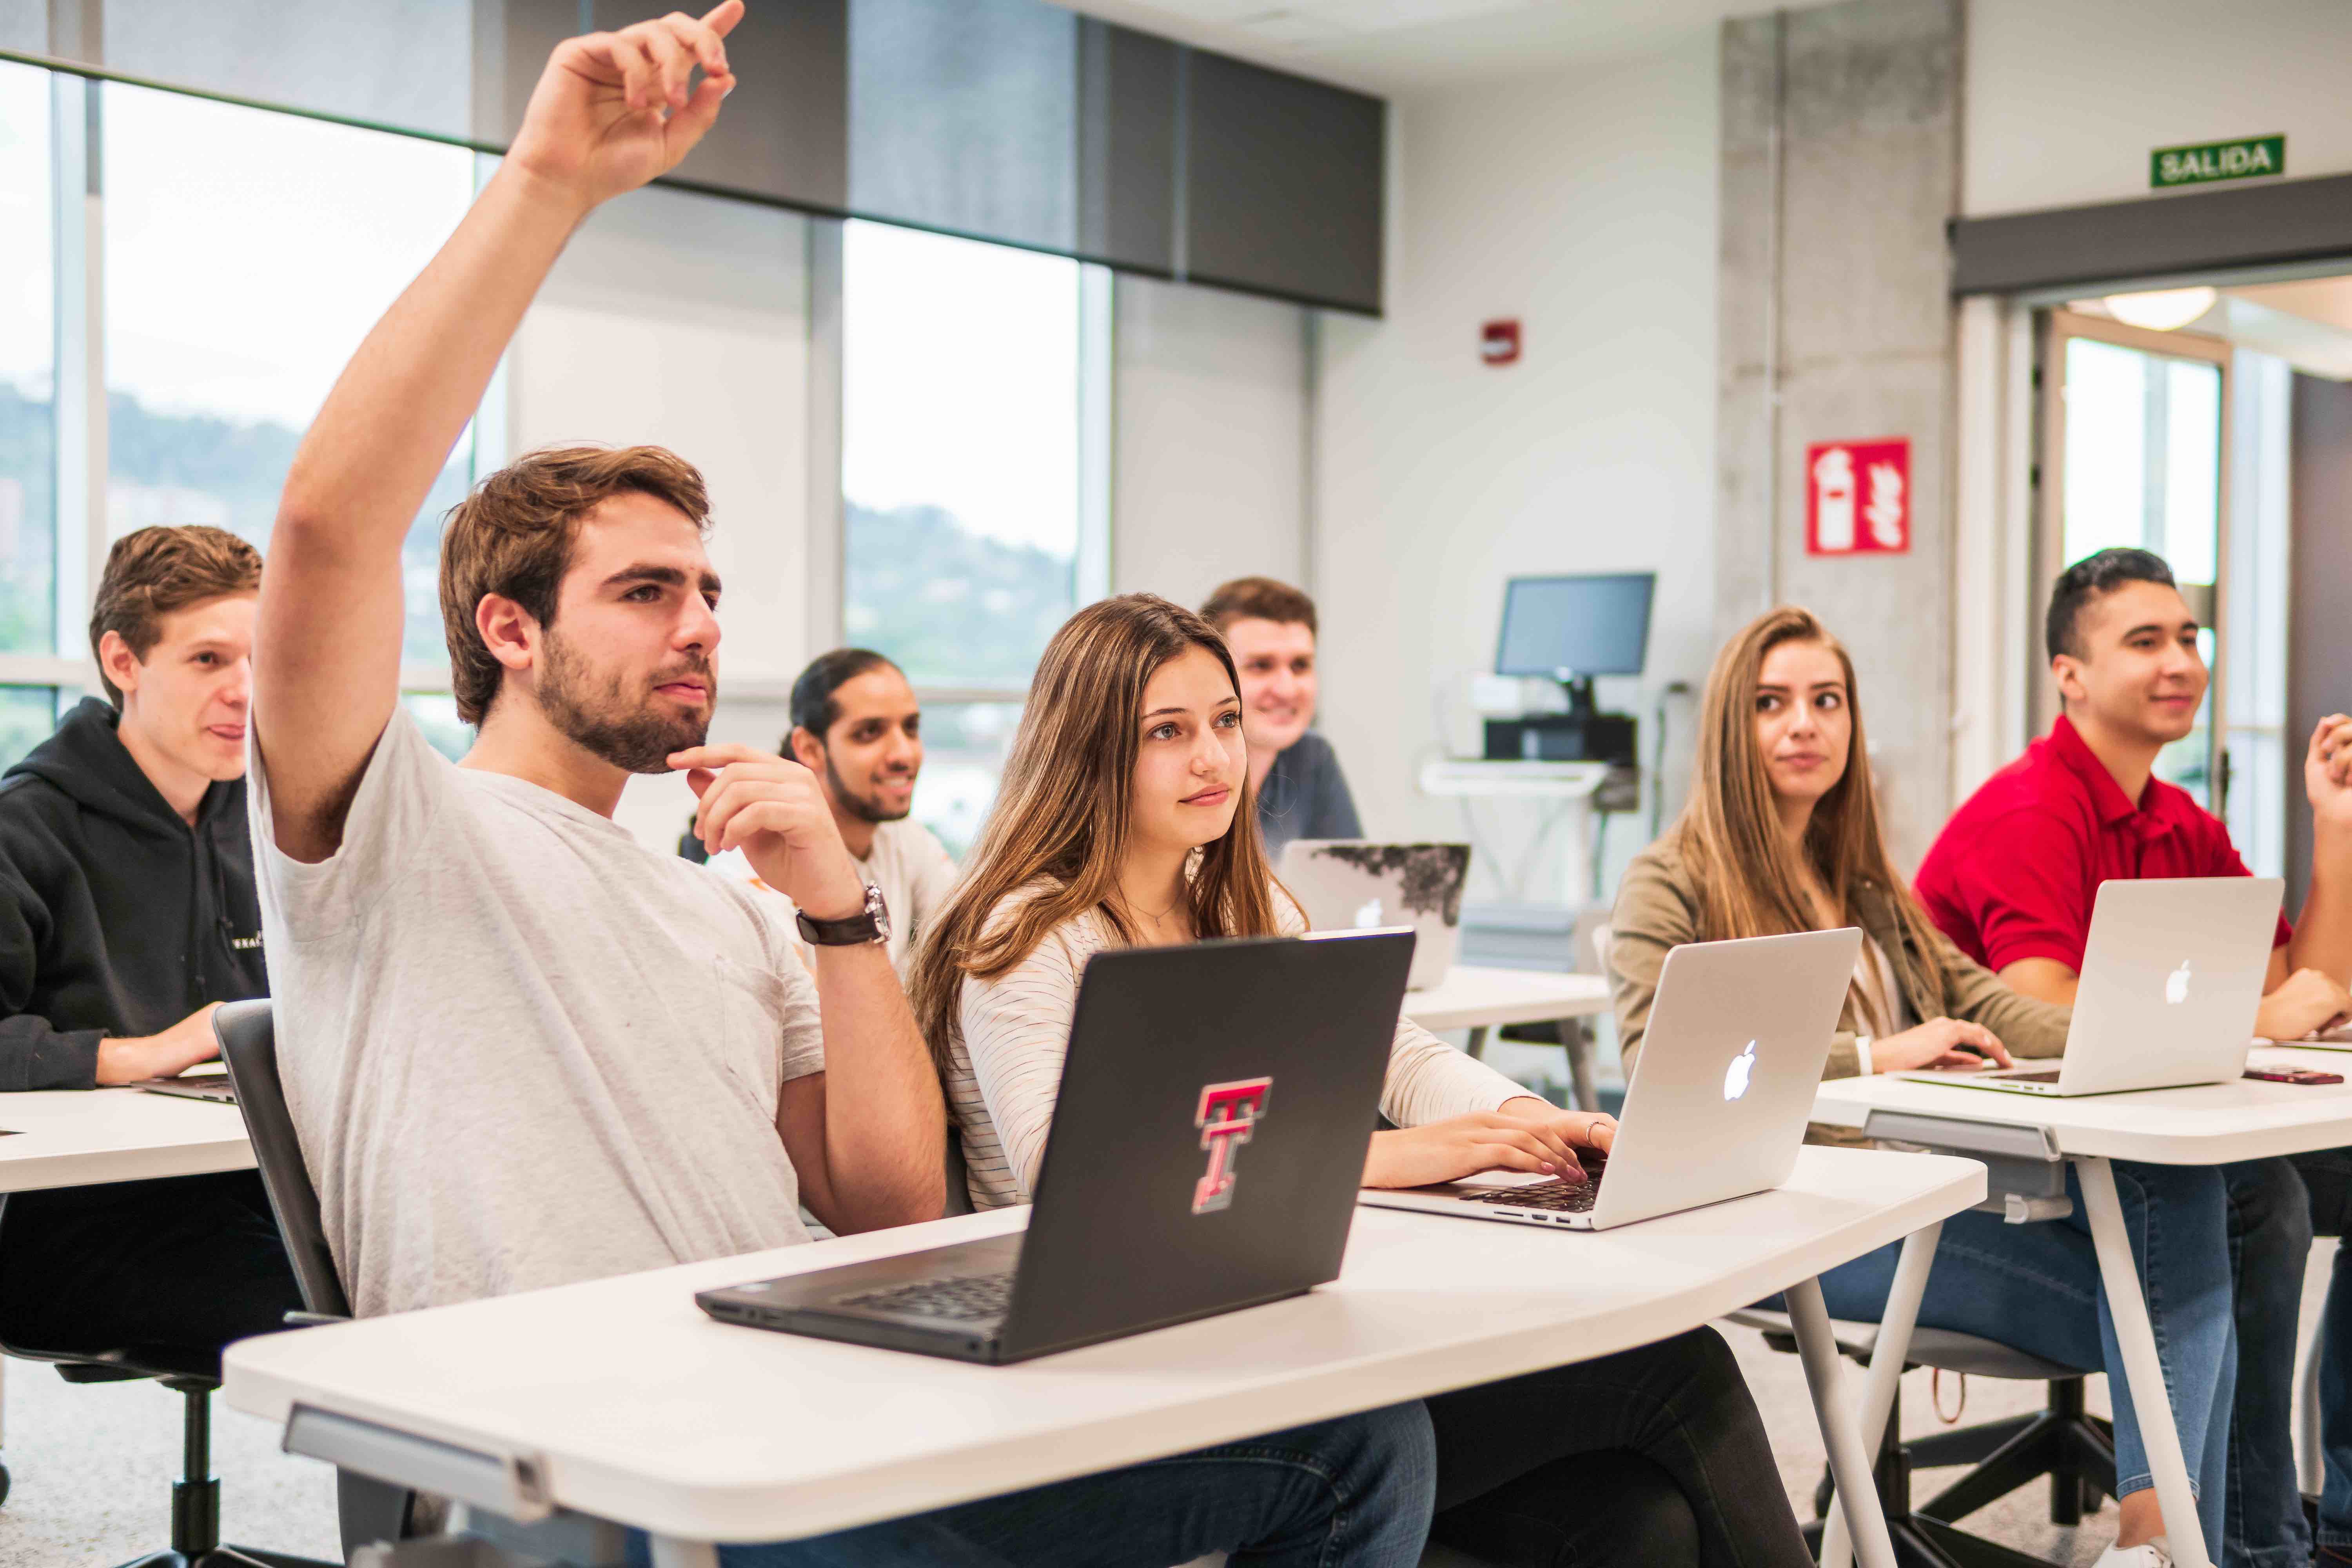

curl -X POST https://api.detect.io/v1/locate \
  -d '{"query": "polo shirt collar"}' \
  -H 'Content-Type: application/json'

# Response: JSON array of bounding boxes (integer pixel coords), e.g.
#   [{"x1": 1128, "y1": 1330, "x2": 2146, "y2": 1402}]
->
[{"x1": 2049, "y1": 715, "x2": 2170, "y2": 833}]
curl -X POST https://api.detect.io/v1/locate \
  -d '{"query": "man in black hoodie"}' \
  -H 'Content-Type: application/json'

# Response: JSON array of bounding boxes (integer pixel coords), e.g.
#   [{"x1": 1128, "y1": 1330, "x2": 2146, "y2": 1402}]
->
[{"x1": 0, "y1": 524, "x2": 298, "y2": 1357}]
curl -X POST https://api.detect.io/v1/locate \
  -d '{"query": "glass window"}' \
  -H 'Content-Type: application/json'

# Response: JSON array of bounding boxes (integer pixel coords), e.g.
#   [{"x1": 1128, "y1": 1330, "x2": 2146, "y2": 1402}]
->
[
  {"x1": 912, "y1": 701, "x2": 1022, "y2": 859},
  {"x1": 0, "y1": 688, "x2": 61, "y2": 772},
  {"x1": 2058, "y1": 334, "x2": 2225, "y2": 806},
  {"x1": 102, "y1": 83, "x2": 479, "y2": 666},
  {"x1": 842, "y1": 220, "x2": 1080, "y2": 688},
  {"x1": 0, "y1": 63, "x2": 55, "y2": 657}
]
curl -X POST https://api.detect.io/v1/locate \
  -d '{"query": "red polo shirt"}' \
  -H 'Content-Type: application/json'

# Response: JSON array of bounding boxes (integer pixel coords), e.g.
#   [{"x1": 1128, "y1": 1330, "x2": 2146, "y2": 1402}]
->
[{"x1": 1915, "y1": 715, "x2": 2291, "y2": 975}]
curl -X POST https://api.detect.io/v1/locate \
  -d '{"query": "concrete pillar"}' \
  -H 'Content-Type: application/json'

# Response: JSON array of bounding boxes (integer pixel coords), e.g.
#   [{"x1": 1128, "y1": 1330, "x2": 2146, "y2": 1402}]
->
[{"x1": 1716, "y1": 0, "x2": 1962, "y2": 867}]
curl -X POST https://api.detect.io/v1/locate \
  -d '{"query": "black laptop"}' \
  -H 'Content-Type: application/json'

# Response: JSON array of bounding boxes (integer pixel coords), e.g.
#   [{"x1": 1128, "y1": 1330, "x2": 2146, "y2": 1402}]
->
[{"x1": 695, "y1": 929, "x2": 1412, "y2": 1364}]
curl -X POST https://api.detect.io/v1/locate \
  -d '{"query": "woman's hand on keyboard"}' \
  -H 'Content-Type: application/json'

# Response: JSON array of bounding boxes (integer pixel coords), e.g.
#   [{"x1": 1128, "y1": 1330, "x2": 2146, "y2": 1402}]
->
[
  {"x1": 1362, "y1": 1106, "x2": 1604, "y2": 1189},
  {"x1": 1869, "y1": 1018, "x2": 2013, "y2": 1074}
]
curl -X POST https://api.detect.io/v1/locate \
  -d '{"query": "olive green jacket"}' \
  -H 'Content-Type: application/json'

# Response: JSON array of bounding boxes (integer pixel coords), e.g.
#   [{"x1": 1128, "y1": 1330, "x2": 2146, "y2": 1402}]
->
[{"x1": 1608, "y1": 840, "x2": 2069, "y2": 1135}]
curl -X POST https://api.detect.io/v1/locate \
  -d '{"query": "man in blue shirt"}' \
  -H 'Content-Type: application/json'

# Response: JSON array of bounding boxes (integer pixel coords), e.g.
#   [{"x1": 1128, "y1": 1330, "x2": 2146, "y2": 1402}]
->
[{"x1": 1201, "y1": 577, "x2": 1363, "y2": 856}]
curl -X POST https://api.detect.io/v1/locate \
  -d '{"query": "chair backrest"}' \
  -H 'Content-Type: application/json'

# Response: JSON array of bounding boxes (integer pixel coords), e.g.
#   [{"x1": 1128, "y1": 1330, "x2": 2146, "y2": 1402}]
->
[
  {"x1": 944, "y1": 1123, "x2": 976, "y2": 1217},
  {"x1": 215, "y1": 1000, "x2": 351, "y2": 1320}
]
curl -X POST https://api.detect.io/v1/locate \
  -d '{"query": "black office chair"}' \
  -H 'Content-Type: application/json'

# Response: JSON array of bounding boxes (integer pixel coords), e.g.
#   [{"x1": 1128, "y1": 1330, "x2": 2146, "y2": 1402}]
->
[
  {"x1": 1730, "y1": 1305, "x2": 2112, "y2": 1568},
  {"x1": 215, "y1": 1000, "x2": 417, "y2": 1561},
  {"x1": 0, "y1": 1015, "x2": 341, "y2": 1566}
]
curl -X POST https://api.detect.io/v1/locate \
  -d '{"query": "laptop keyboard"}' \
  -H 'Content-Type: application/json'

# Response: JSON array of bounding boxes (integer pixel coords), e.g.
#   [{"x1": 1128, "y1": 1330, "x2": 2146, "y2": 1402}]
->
[
  {"x1": 834, "y1": 1272, "x2": 1014, "y2": 1321},
  {"x1": 1461, "y1": 1154, "x2": 1608, "y2": 1213}
]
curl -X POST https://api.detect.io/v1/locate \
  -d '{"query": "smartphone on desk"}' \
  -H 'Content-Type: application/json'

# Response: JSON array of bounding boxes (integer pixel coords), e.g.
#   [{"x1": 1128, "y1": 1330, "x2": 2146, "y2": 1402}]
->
[{"x1": 2245, "y1": 1066, "x2": 2345, "y2": 1085}]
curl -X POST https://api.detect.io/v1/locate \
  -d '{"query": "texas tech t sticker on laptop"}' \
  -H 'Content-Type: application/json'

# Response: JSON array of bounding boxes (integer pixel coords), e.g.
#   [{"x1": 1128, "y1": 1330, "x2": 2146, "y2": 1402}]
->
[{"x1": 1192, "y1": 1078, "x2": 1273, "y2": 1214}]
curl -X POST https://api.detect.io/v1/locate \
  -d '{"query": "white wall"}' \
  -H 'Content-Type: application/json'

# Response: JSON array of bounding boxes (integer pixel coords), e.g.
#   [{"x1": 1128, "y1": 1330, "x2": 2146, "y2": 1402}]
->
[
  {"x1": 1111, "y1": 275, "x2": 1308, "y2": 604},
  {"x1": 1312, "y1": 36, "x2": 1720, "y2": 901},
  {"x1": 509, "y1": 183, "x2": 812, "y2": 851},
  {"x1": 1965, "y1": 0, "x2": 2352, "y2": 217}
]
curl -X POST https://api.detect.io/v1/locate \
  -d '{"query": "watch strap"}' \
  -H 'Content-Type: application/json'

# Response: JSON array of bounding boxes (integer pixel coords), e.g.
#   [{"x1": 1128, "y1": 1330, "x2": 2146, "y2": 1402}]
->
[{"x1": 796, "y1": 883, "x2": 889, "y2": 947}]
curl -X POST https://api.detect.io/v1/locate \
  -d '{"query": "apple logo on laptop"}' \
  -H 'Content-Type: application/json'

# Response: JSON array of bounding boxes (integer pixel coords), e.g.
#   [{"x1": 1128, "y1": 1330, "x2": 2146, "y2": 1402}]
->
[
  {"x1": 1353, "y1": 897, "x2": 1385, "y2": 928},
  {"x1": 1723, "y1": 1041, "x2": 1757, "y2": 1102},
  {"x1": 2166, "y1": 960, "x2": 2192, "y2": 1006}
]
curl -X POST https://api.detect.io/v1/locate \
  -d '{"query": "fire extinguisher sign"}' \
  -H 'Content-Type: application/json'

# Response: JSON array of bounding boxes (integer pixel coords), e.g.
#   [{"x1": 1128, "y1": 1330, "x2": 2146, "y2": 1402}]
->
[{"x1": 1806, "y1": 437, "x2": 1910, "y2": 555}]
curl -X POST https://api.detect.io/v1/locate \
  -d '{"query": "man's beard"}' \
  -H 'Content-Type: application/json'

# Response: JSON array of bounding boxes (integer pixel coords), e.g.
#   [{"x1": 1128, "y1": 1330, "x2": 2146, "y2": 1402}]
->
[
  {"x1": 538, "y1": 630, "x2": 713, "y2": 774},
  {"x1": 824, "y1": 753, "x2": 913, "y2": 825}
]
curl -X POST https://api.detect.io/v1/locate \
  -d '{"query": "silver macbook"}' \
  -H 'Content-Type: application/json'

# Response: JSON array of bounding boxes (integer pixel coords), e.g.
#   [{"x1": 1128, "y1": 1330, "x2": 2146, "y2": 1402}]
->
[
  {"x1": 1278, "y1": 841, "x2": 1471, "y2": 991},
  {"x1": 1359, "y1": 927, "x2": 1860, "y2": 1231},
  {"x1": 1897, "y1": 876, "x2": 2283, "y2": 1097}
]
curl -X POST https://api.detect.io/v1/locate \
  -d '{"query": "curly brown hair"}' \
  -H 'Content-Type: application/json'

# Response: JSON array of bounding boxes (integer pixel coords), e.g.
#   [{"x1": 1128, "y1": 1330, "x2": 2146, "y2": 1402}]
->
[
  {"x1": 89, "y1": 525, "x2": 263, "y2": 707},
  {"x1": 437, "y1": 445, "x2": 710, "y2": 724}
]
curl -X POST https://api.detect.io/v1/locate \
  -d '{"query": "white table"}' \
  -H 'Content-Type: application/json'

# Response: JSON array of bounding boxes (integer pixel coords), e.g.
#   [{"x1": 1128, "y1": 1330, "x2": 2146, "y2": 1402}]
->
[
  {"x1": 224, "y1": 1144, "x2": 1983, "y2": 1568},
  {"x1": 1419, "y1": 760, "x2": 1612, "y2": 905},
  {"x1": 1810, "y1": 1047, "x2": 2352, "y2": 1568},
  {"x1": 1401, "y1": 964, "x2": 1610, "y2": 1039},
  {"x1": 0, "y1": 1085, "x2": 256, "y2": 1448},
  {"x1": 0, "y1": 1084, "x2": 252, "y2": 1192},
  {"x1": 1403, "y1": 964, "x2": 1614, "y2": 1112}
]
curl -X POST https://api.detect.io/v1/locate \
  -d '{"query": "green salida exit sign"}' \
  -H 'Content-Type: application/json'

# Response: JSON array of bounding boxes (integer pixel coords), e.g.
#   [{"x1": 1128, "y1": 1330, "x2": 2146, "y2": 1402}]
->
[{"x1": 2152, "y1": 134, "x2": 2286, "y2": 188}]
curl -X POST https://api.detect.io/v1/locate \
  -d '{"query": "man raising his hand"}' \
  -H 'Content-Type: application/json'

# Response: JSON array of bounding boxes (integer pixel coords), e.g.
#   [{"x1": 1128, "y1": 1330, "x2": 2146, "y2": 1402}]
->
[{"x1": 248, "y1": 9, "x2": 1432, "y2": 1565}]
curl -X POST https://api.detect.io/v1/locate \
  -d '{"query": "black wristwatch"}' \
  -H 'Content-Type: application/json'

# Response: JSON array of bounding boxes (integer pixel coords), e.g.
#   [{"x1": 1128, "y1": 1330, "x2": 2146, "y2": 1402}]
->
[{"x1": 796, "y1": 882, "x2": 891, "y2": 947}]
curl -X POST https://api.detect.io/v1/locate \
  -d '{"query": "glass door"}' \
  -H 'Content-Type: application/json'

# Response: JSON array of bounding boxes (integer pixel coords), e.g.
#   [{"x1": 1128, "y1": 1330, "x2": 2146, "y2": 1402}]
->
[{"x1": 2036, "y1": 309, "x2": 2232, "y2": 809}]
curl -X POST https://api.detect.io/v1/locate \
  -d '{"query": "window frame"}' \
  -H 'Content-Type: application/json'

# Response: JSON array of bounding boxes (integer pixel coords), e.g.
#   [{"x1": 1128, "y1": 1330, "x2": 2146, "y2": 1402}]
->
[
  {"x1": 0, "y1": 72, "x2": 485, "y2": 706},
  {"x1": 819, "y1": 216, "x2": 1114, "y2": 717}
]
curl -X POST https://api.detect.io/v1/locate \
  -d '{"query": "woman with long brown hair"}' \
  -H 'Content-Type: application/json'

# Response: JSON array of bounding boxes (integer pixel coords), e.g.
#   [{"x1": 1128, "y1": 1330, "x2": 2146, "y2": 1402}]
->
[
  {"x1": 1609, "y1": 606, "x2": 2238, "y2": 1568},
  {"x1": 911, "y1": 592, "x2": 1813, "y2": 1568}
]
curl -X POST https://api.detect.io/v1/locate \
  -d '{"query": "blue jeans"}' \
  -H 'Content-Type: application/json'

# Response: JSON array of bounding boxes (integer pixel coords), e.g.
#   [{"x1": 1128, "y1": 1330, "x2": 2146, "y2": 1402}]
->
[
  {"x1": 623, "y1": 1403, "x2": 1435, "y2": 1568},
  {"x1": 2217, "y1": 1157, "x2": 2314, "y2": 1568},
  {"x1": 1806, "y1": 1160, "x2": 2236, "y2": 1563},
  {"x1": 2287, "y1": 1145, "x2": 2352, "y2": 1554}
]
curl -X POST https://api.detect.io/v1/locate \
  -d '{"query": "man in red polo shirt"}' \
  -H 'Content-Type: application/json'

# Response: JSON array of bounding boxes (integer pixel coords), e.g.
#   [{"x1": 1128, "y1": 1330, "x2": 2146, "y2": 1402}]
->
[{"x1": 1916, "y1": 546, "x2": 2352, "y2": 1568}]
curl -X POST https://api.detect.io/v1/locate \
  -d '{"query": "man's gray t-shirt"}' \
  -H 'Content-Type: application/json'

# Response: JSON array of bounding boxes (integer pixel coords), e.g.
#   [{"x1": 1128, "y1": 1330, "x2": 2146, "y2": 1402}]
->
[
  {"x1": 247, "y1": 710, "x2": 826, "y2": 1318},
  {"x1": 1256, "y1": 731, "x2": 1363, "y2": 858}
]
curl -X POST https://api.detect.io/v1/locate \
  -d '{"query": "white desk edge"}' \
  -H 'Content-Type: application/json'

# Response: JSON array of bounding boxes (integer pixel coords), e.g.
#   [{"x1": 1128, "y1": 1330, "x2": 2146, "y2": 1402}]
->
[
  {"x1": 224, "y1": 1148, "x2": 1983, "y2": 1546},
  {"x1": 1811, "y1": 1045, "x2": 2352, "y2": 1163}
]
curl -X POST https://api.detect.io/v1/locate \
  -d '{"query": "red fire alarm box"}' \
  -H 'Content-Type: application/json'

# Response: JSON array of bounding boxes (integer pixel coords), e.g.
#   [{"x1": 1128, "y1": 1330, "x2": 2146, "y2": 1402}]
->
[
  {"x1": 1481, "y1": 319, "x2": 1520, "y2": 365},
  {"x1": 1806, "y1": 437, "x2": 1910, "y2": 555}
]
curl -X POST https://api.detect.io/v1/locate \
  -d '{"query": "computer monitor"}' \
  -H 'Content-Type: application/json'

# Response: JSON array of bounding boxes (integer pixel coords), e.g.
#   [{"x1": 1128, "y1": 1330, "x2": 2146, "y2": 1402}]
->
[{"x1": 1495, "y1": 573, "x2": 1655, "y2": 715}]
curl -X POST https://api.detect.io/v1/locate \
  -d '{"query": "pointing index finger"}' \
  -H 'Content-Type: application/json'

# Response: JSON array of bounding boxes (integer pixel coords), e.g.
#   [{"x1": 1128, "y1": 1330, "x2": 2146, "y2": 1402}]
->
[{"x1": 667, "y1": 743, "x2": 775, "y2": 770}]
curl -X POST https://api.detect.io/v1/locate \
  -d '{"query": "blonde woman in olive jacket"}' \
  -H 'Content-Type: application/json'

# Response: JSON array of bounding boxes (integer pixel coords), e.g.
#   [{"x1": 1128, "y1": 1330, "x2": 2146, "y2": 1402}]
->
[
  {"x1": 1607, "y1": 607, "x2": 2238, "y2": 1568},
  {"x1": 1612, "y1": 841, "x2": 2065, "y2": 1144}
]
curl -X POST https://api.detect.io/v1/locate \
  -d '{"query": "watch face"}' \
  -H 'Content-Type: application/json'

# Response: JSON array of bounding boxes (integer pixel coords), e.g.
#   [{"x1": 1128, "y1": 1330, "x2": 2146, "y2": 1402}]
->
[{"x1": 866, "y1": 882, "x2": 891, "y2": 940}]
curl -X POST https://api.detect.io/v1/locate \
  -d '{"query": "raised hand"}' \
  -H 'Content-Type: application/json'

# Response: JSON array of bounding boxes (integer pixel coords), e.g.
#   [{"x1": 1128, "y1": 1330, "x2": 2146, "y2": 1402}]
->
[
  {"x1": 670, "y1": 743, "x2": 869, "y2": 921},
  {"x1": 507, "y1": 3, "x2": 742, "y2": 212},
  {"x1": 2307, "y1": 714, "x2": 2352, "y2": 826}
]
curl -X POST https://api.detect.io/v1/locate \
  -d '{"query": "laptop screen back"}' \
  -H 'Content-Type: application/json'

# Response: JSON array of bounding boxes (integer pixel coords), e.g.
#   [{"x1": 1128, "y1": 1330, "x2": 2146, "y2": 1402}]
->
[
  {"x1": 2062, "y1": 877, "x2": 2284, "y2": 1094},
  {"x1": 1003, "y1": 931, "x2": 1410, "y2": 1360}
]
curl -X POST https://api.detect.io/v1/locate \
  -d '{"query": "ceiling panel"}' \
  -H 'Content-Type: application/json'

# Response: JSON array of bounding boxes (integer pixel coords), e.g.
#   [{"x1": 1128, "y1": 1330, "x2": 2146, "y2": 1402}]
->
[{"x1": 1049, "y1": 0, "x2": 1782, "y2": 92}]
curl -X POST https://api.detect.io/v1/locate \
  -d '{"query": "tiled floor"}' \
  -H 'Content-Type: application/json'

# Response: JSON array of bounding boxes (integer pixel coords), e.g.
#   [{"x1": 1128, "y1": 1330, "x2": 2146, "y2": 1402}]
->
[{"x1": 0, "y1": 1240, "x2": 2334, "y2": 1566}]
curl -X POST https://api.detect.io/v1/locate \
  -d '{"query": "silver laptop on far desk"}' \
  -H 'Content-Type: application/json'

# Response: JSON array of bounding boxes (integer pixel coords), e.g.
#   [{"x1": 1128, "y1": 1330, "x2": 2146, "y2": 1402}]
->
[
  {"x1": 1897, "y1": 876, "x2": 2283, "y2": 1098},
  {"x1": 1359, "y1": 927, "x2": 1860, "y2": 1231},
  {"x1": 1278, "y1": 841, "x2": 1471, "y2": 991}
]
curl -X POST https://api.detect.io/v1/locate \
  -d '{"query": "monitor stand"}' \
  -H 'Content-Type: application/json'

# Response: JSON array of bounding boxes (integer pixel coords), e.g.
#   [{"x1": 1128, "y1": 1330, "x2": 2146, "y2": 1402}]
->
[{"x1": 1481, "y1": 673, "x2": 1633, "y2": 765}]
